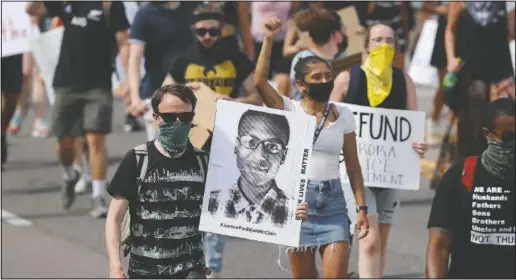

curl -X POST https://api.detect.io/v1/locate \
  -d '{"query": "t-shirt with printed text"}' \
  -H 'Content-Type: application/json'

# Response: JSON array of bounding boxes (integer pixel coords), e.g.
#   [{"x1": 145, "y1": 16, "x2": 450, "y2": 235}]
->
[
  {"x1": 107, "y1": 141, "x2": 209, "y2": 279},
  {"x1": 428, "y1": 161, "x2": 515, "y2": 278},
  {"x1": 44, "y1": 1, "x2": 130, "y2": 91}
]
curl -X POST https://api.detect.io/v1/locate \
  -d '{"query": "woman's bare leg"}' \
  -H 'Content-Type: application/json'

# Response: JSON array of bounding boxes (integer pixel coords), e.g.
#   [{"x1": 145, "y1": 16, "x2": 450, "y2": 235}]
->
[
  {"x1": 320, "y1": 242, "x2": 350, "y2": 279},
  {"x1": 288, "y1": 249, "x2": 318, "y2": 278},
  {"x1": 358, "y1": 215, "x2": 381, "y2": 278}
]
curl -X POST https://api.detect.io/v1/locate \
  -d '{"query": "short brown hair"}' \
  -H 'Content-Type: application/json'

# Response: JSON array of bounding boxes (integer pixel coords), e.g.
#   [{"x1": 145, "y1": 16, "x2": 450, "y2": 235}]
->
[
  {"x1": 293, "y1": 8, "x2": 341, "y2": 46},
  {"x1": 151, "y1": 84, "x2": 197, "y2": 114}
]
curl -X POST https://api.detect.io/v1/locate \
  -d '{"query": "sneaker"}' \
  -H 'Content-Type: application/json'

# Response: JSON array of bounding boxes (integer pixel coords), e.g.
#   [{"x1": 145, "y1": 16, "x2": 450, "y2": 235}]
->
[
  {"x1": 7, "y1": 110, "x2": 25, "y2": 135},
  {"x1": 90, "y1": 196, "x2": 109, "y2": 218},
  {"x1": 61, "y1": 171, "x2": 80, "y2": 210},
  {"x1": 31, "y1": 118, "x2": 50, "y2": 138},
  {"x1": 75, "y1": 176, "x2": 92, "y2": 194},
  {"x1": 123, "y1": 114, "x2": 143, "y2": 133}
]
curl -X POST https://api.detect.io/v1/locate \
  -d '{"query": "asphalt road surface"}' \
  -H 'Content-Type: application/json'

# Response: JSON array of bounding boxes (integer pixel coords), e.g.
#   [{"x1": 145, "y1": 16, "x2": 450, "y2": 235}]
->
[{"x1": 1, "y1": 84, "x2": 444, "y2": 278}]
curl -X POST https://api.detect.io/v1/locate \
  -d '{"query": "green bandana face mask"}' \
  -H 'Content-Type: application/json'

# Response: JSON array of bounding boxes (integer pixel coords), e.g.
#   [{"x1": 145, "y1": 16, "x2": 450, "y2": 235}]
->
[
  {"x1": 157, "y1": 120, "x2": 191, "y2": 154},
  {"x1": 481, "y1": 138, "x2": 516, "y2": 178}
]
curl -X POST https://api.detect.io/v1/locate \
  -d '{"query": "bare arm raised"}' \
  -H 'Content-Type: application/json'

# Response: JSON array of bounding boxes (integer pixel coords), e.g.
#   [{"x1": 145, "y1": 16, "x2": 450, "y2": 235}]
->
[{"x1": 254, "y1": 16, "x2": 285, "y2": 110}]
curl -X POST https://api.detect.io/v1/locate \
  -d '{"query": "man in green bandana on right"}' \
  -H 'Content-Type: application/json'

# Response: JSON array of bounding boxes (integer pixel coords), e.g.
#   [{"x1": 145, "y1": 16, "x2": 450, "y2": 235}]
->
[{"x1": 426, "y1": 97, "x2": 515, "y2": 279}]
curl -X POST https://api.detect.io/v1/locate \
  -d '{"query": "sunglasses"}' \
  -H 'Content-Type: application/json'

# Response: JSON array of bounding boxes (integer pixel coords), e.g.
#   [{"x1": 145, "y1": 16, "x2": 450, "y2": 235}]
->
[
  {"x1": 195, "y1": 28, "x2": 221, "y2": 37},
  {"x1": 238, "y1": 135, "x2": 286, "y2": 155},
  {"x1": 157, "y1": 112, "x2": 195, "y2": 124}
]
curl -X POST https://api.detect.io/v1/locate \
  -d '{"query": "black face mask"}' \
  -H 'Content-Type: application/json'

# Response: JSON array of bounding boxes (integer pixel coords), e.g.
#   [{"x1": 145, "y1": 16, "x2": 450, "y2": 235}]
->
[
  {"x1": 336, "y1": 34, "x2": 349, "y2": 58},
  {"x1": 306, "y1": 81, "x2": 334, "y2": 102}
]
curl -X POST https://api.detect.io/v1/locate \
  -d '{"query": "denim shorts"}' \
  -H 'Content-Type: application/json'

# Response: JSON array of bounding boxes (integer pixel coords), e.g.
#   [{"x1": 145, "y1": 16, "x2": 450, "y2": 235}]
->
[{"x1": 298, "y1": 178, "x2": 350, "y2": 248}]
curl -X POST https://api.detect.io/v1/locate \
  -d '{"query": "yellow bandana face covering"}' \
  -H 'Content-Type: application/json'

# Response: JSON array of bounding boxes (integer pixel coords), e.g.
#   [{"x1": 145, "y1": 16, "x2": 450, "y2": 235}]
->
[{"x1": 363, "y1": 43, "x2": 395, "y2": 107}]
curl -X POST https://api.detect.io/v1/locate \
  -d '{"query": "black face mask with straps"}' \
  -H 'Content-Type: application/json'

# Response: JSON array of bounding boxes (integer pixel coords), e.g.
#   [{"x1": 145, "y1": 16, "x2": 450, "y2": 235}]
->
[{"x1": 306, "y1": 81, "x2": 334, "y2": 102}]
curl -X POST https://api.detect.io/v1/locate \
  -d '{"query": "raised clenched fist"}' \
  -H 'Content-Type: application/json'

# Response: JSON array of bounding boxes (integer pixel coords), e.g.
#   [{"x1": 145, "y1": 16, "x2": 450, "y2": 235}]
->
[{"x1": 264, "y1": 16, "x2": 282, "y2": 39}]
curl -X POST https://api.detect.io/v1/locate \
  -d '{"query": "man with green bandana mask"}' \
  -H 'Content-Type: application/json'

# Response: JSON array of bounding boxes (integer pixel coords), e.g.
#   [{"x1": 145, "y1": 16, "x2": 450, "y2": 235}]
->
[
  {"x1": 105, "y1": 84, "x2": 211, "y2": 279},
  {"x1": 427, "y1": 97, "x2": 515, "y2": 279}
]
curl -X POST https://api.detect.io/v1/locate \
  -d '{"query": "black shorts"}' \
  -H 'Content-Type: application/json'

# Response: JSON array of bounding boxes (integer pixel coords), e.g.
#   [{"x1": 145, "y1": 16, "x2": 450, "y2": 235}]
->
[{"x1": 1, "y1": 54, "x2": 23, "y2": 94}]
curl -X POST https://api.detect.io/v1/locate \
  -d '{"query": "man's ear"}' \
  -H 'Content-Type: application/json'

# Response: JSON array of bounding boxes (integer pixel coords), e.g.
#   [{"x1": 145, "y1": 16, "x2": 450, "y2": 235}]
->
[
  {"x1": 280, "y1": 148, "x2": 288, "y2": 165},
  {"x1": 482, "y1": 127, "x2": 491, "y2": 138}
]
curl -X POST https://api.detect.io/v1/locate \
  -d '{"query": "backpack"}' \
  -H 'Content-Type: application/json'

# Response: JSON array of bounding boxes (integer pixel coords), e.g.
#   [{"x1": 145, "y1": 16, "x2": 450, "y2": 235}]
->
[
  {"x1": 461, "y1": 156, "x2": 479, "y2": 192},
  {"x1": 120, "y1": 144, "x2": 210, "y2": 257},
  {"x1": 344, "y1": 64, "x2": 407, "y2": 106},
  {"x1": 120, "y1": 143, "x2": 149, "y2": 257}
]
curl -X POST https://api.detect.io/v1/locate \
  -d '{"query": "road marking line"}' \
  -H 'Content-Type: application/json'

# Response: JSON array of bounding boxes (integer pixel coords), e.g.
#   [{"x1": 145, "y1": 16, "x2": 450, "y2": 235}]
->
[{"x1": 1, "y1": 209, "x2": 32, "y2": 226}]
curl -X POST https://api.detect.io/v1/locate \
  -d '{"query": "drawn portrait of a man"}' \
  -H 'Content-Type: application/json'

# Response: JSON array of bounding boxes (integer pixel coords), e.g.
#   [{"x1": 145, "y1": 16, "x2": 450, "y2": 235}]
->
[{"x1": 208, "y1": 109, "x2": 291, "y2": 227}]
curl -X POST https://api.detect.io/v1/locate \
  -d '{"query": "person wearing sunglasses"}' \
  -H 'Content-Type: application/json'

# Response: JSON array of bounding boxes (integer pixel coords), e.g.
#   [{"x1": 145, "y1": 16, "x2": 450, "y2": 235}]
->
[
  {"x1": 106, "y1": 84, "x2": 213, "y2": 279},
  {"x1": 160, "y1": 4, "x2": 263, "y2": 279},
  {"x1": 162, "y1": 2, "x2": 261, "y2": 109},
  {"x1": 426, "y1": 97, "x2": 515, "y2": 279}
]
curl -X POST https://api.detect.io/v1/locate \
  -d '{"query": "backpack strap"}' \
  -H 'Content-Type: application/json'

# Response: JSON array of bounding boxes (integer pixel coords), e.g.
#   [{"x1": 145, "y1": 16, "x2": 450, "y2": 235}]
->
[
  {"x1": 462, "y1": 156, "x2": 479, "y2": 192},
  {"x1": 194, "y1": 148, "x2": 209, "y2": 183},
  {"x1": 134, "y1": 144, "x2": 149, "y2": 191},
  {"x1": 121, "y1": 143, "x2": 148, "y2": 257},
  {"x1": 344, "y1": 64, "x2": 363, "y2": 104}
]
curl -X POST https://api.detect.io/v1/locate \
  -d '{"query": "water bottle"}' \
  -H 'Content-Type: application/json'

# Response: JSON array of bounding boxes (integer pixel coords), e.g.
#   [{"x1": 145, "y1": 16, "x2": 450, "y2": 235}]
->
[{"x1": 442, "y1": 58, "x2": 463, "y2": 93}]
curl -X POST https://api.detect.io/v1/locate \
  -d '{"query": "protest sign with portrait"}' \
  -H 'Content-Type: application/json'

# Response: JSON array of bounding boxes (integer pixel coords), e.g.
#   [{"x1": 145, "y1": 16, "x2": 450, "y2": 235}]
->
[
  {"x1": 339, "y1": 103, "x2": 425, "y2": 190},
  {"x1": 199, "y1": 100, "x2": 316, "y2": 247}
]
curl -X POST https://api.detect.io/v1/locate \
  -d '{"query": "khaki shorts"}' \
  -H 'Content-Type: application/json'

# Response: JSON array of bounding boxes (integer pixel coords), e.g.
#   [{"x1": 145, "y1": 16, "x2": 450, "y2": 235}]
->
[{"x1": 51, "y1": 88, "x2": 113, "y2": 137}]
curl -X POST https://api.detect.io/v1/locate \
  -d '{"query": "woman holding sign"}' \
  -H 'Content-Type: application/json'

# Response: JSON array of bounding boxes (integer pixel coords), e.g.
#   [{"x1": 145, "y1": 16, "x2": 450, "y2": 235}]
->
[
  {"x1": 330, "y1": 24, "x2": 428, "y2": 278},
  {"x1": 255, "y1": 16, "x2": 370, "y2": 279}
]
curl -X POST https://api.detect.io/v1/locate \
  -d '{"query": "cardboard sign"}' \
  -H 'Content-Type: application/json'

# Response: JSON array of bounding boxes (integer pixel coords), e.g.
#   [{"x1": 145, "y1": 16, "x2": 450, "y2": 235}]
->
[
  {"x1": 1, "y1": 2, "x2": 32, "y2": 57},
  {"x1": 337, "y1": 6, "x2": 365, "y2": 59},
  {"x1": 199, "y1": 101, "x2": 316, "y2": 247},
  {"x1": 188, "y1": 87, "x2": 222, "y2": 149},
  {"x1": 339, "y1": 104, "x2": 426, "y2": 190}
]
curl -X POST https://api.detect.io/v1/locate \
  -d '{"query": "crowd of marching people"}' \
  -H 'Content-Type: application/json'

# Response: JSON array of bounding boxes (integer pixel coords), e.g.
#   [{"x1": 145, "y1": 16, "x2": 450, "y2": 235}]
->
[{"x1": 1, "y1": 1, "x2": 515, "y2": 279}]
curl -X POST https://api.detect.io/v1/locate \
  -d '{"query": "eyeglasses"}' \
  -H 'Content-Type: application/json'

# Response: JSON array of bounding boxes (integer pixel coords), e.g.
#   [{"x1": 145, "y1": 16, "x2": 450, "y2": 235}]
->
[
  {"x1": 238, "y1": 135, "x2": 286, "y2": 155},
  {"x1": 158, "y1": 112, "x2": 195, "y2": 124},
  {"x1": 370, "y1": 36, "x2": 395, "y2": 45},
  {"x1": 195, "y1": 28, "x2": 221, "y2": 37}
]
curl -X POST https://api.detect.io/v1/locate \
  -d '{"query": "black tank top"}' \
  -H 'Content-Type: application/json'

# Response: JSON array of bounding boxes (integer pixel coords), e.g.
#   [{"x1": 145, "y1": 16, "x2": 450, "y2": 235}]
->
[{"x1": 345, "y1": 65, "x2": 408, "y2": 110}]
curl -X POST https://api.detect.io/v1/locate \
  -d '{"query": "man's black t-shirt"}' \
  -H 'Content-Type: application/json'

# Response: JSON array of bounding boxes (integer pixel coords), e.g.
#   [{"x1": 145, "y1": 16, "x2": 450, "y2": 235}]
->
[
  {"x1": 428, "y1": 161, "x2": 515, "y2": 278},
  {"x1": 169, "y1": 46, "x2": 255, "y2": 99},
  {"x1": 107, "y1": 141, "x2": 208, "y2": 279},
  {"x1": 44, "y1": 1, "x2": 130, "y2": 91}
]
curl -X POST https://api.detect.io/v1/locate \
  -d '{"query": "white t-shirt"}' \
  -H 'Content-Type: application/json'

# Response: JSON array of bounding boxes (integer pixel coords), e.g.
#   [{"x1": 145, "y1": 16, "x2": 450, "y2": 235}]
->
[{"x1": 281, "y1": 96, "x2": 356, "y2": 181}]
